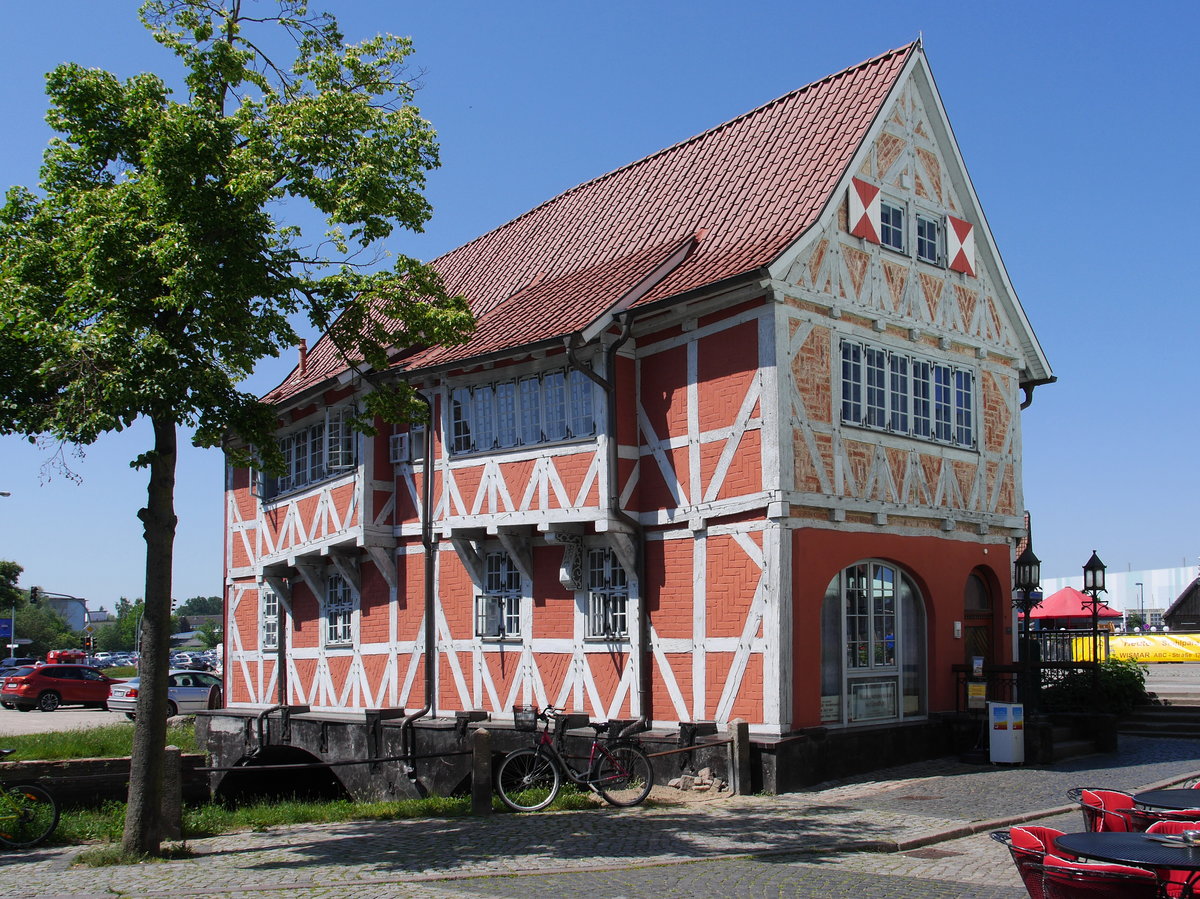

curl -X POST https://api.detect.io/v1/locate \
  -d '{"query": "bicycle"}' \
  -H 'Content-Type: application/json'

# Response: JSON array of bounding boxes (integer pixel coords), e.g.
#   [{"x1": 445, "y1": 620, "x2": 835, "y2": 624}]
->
[
  {"x1": 0, "y1": 749, "x2": 59, "y2": 848},
  {"x1": 495, "y1": 706, "x2": 653, "y2": 812}
]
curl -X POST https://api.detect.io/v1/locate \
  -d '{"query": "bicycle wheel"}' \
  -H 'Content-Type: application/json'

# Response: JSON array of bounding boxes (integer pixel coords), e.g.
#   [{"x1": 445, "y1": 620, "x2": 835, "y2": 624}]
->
[
  {"x1": 496, "y1": 747, "x2": 561, "y2": 812},
  {"x1": 0, "y1": 784, "x2": 59, "y2": 848},
  {"x1": 591, "y1": 742, "x2": 653, "y2": 807}
]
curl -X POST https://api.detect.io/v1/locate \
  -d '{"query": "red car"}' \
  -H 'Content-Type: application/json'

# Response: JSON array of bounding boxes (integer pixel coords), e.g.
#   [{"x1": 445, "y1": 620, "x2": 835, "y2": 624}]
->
[{"x1": 0, "y1": 664, "x2": 121, "y2": 712}]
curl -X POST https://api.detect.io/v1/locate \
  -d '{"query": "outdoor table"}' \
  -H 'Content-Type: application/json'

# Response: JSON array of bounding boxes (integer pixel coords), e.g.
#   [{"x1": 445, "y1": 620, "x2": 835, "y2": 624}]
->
[
  {"x1": 1056, "y1": 832, "x2": 1200, "y2": 887},
  {"x1": 1135, "y1": 789, "x2": 1200, "y2": 812}
]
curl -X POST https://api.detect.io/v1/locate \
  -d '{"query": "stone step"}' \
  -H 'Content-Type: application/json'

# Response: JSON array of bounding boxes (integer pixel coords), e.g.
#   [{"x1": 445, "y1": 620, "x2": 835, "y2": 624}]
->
[{"x1": 1052, "y1": 738, "x2": 1098, "y2": 763}]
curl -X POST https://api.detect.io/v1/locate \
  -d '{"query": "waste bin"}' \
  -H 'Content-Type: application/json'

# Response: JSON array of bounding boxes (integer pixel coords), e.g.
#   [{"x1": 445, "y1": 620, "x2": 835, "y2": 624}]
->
[{"x1": 988, "y1": 701, "x2": 1024, "y2": 764}]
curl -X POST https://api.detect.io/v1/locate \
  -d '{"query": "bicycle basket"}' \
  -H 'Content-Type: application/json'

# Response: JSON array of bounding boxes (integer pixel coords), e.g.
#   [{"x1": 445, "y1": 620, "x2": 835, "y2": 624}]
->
[{"x1": 513, "y1": 706, "x2": 538, "y2": 731}]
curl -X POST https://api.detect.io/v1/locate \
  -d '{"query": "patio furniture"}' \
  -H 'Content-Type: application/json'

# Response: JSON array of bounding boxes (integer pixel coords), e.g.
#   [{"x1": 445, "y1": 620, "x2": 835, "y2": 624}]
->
[
  {"x1": 1040, "y1": 853, "x2": 1161, "y2": 898},
  {"x1": 1067, "y1": 788, "x2": 1136, "y2": 832}
]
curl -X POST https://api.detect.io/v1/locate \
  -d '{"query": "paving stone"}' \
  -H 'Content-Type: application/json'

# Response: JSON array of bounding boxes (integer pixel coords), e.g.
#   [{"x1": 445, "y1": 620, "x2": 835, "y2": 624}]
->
[{"x1": 0, "y1": 736, "x2": 1194, "y2": 899}]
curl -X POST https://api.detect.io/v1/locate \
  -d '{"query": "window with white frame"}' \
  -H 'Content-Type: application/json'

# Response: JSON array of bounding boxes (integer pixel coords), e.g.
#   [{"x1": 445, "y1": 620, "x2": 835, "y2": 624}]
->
[
  {"x1": 587, "y1": 547, "x2": 628, "y2": 639},
  {"x1": 475, "y1": 551, "x2": 522, "y2": 639},
  {"x1": 880, "y1": 199, "x2": 905, "y2": 252},
  {"x1": 325, "y1": 573, "x2": 354, "y2": 646},
  {"x1": 820, "y1": 561, "x2": 927, "y2": 725},
  {"x1": 840, "y1": 340, "x2": 976, "y2": 449},
  {"x1": 915, "y1": 212, "x2": 943, "y2": 265},
  {"x1": 449, "y1": 366, "x2": 595, "y2": 456},
  {"x1": 261, "y1": 588, "x2": 278, "y2": 650},
  {"x1": 269, "y1": 406, "x2": 356, "y2": 498}
]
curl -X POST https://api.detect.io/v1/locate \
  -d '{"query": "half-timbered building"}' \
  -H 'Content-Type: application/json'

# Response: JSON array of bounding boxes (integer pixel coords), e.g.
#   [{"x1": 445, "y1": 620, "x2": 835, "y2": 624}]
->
[{"x1": 220, "y1": 41, "x2": 1053, "y2": 785}]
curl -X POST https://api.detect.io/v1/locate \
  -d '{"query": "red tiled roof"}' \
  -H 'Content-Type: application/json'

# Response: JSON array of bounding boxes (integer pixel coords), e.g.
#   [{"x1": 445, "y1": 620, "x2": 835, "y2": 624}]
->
[{"x1": 269, "y1": 43, "x2": 916, "y2": 403}]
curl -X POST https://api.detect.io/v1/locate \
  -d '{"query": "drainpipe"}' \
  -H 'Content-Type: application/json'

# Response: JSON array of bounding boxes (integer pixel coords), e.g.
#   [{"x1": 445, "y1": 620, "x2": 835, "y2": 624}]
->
[
  {"x1": 566, "y1": 314, "x2": 648, "y2": 738},
  {"x1": 400, "y1": 389, "x2": 437, "y2": 774}
]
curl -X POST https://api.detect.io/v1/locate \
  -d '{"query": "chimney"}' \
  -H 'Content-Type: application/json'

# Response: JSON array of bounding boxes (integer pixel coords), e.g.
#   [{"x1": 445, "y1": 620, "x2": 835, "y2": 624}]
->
[{"x1": 298, "y1": 339, "x2": 308, "y2": 376}]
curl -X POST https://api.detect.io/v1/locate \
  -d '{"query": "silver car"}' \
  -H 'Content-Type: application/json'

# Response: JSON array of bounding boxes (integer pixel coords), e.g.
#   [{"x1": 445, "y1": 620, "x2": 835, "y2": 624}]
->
[{"x1": 107, "y1": 669, "x2": 223, "y2": 719}]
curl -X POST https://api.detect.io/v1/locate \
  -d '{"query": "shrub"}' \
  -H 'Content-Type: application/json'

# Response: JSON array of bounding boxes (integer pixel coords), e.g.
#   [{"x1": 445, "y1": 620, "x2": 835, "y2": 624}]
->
[{"x1": 1040, "y1": 657, "x2": 1148, "y2": 715}]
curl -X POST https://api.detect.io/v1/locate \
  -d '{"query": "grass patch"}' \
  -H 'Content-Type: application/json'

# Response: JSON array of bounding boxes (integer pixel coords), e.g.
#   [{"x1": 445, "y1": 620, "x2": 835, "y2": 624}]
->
[
  {"x1": 1, "y1": 722, "x2": 198, "y2": 761},
  {"x1": 57, "y1": 788, "x2": 597, "y2": 849},
  {"x1": 75, "y1": 843, "x2": 194, "y2": 867}
]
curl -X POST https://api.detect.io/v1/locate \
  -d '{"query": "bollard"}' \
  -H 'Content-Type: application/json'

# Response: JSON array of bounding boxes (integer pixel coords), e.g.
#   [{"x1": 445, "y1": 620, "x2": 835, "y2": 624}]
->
[
  {"x1": 161, "y1": 745, "x2": 183, "y2": 841},
  {"x1": 471, "y1": 727, "x2": 492, "y2": 815},
  {"x1": 729, "y1": 719, "x2": 751, "y2": 795}
]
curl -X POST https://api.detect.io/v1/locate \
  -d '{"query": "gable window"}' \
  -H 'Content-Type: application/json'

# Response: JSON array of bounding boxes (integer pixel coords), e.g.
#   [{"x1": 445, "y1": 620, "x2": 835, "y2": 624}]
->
[
  {"x1": 587, "y1": 547, "x2": 628, "y2": 639},
  {"x1": 261, "y1": 588, "x2": 278, "y2": 651},
  {"x1": 840, "y1": 340, "x2": 976, "y2": 449},
  {"x1": 880, "y1": 199, "x2": 905, "y2": 252},
  {"x1": 916, "y1": 213, "x2": 943, "y2": 265},
  {"x1": 476, "y1": 551, "x2": 522, "y2": 639},
  {"x1": 325, "y1": 573, "x2": 354, "y2": 646},
  {"x1": 450, "y1": 366, "x2": 596, "y2": 456}
]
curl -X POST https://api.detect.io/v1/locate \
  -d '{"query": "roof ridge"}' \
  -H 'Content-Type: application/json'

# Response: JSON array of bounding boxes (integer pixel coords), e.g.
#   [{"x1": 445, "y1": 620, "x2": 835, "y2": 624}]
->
[{"x1": 427, "y1": 42, "x2": 918, "y2": 270}]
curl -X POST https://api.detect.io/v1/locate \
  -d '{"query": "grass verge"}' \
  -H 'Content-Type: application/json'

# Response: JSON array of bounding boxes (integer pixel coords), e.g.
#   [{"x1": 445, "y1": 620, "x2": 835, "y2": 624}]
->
[{"x1": 1, "y1": 722, "x2": 198, "y2": 760}]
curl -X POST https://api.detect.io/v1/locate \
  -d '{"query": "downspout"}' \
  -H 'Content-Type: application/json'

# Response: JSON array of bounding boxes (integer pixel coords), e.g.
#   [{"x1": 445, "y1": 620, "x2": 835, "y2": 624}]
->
[
  {"x1": 566, "y1": 314, "x2": 648, "y2": 737},
  {"x1": 401, "y1": 389, "x2": 437, "y2": 775}
]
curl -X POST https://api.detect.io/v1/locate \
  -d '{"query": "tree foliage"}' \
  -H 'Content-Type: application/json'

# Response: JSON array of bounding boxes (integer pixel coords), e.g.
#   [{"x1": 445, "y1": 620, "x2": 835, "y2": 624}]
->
[
  {"x1": 0, "y1": 0, "x2": 472, "y2": 855},
  {"x1": 177, "y1": 595, "x2": 222, "y2": 616}
]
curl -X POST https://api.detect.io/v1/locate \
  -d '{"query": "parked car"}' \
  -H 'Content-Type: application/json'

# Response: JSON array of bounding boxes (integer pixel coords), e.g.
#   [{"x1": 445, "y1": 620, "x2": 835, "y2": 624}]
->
[
  {"x1": 0, "y1": 664, "x2": 122, "y2": 712},
  {"x1": 0, "y1": 657, "x2": 39, "y2": 672},
  {"x1": 107, "y1": 669, "x2": 222, "y2": 719}
]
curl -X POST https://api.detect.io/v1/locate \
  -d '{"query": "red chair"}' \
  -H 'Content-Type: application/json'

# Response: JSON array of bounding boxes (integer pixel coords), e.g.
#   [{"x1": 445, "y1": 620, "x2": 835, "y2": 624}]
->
[
  {"x1": 1145, "y1": 821, "x2": 1200, "y2": 897},
  {"x1": 1041, "y1": 854, "x2": 1160, "y2": 899},
  {"x1": 992, "y1": 826, "x2": 1076, "y2": 899},
  {"x1": 1078, "y1": 789, "x2": 1136, "y2": 832},
  {"x1": 1126, "y1": 806, "x2": 1200, "y2": 832}
]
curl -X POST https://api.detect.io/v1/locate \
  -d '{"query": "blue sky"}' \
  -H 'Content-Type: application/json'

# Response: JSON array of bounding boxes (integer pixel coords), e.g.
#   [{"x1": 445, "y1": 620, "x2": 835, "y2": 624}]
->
[{"x1": 0, "y1": 1, "x2": 1196, "y2": 610}]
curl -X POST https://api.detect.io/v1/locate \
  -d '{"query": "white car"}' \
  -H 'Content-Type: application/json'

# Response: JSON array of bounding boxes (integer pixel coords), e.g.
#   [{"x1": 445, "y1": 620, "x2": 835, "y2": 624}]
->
[{"x1": 107, "y1": 669, "x2": 223, "y2": 719}]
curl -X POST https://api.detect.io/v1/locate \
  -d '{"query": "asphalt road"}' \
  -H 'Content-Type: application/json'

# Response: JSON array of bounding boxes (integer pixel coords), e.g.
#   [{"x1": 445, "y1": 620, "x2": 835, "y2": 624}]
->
[{"x1": 0, "y1": 705, "x2": 132, "y2": 735}]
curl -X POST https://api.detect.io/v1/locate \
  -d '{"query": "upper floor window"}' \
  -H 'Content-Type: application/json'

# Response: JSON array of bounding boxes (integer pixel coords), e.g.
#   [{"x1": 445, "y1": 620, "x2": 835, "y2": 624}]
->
[
  {"x1": 916, "y1": 213, "x2": 943, "y2": 265},
  {"x1": 261, "y1": 588, "x2": 278, "y2": 651},
  {"x1": 587, "y1": 547, "x2": 628, "y2": 639},
  {"x1": 268, "y1": 406, "x2": 356, "y2": 498},
  {"x1": 450, "y1": 366, "x2": 596, "y2": 456},
  {"x1": 475, "y1": 551, "x2": 522, "y2": 639},
  {"x1": 880, "y1": 199, "x2": 905, "y2": 252},
  {"x1": 325, "y1": 573, "x2": 354, "y2": 646},
  {"x1": 840, "y1": 340, "x2": 976, "y2": 450}
]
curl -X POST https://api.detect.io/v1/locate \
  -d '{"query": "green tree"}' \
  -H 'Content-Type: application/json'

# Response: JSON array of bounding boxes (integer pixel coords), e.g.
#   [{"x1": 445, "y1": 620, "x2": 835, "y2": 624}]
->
[
  {"x1": 196, "y1": 619, "x2": 223, "y2": 649},
  {"x1": 0, "y1": 1, "x2": 471, "y2": 855},
  {"x1": 177, "y1": 595, "x2": 222, "y2": 616}
]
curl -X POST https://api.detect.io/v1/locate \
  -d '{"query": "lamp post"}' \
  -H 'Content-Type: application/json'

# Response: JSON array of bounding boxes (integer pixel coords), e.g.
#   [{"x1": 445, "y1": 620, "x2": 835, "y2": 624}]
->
[
  {"x1": 1082, "y1": 550, "x2": 1108, "y2": 696},
  {"x1": 1012, "y1": 544, "x2": 1042, "y2": 714},
  {"x1": 1136, "y1": 581, "x2": 1144, "y2": 631}
]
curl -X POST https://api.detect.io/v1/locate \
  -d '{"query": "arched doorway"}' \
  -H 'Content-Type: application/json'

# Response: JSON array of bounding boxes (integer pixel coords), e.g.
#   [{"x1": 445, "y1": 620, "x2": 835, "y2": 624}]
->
[
  {"x1": 963, "y1": 571, "x2": 994, "y2": 667},
  {"x1": 820, "y1": 561, "x2": 927, "y2": 725}
]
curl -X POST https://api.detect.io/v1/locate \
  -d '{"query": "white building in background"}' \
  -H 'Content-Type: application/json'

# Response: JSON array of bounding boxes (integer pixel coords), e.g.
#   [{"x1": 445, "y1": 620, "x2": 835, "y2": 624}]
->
[{"x1": 1042, "y1": 565, "x2": 1197, "y2": 629}]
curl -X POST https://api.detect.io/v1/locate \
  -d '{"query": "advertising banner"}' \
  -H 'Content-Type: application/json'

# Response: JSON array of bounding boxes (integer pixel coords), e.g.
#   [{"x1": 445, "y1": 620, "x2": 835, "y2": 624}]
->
[{"x1": 1109, "y1": 634, "x2": 1200, "y2": 663}]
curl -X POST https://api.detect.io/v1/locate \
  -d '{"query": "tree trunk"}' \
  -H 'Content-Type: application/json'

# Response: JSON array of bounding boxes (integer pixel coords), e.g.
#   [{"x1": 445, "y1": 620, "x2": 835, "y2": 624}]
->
[{"x1": 122, "y1": 415, "x2": 177, "y2": 855}]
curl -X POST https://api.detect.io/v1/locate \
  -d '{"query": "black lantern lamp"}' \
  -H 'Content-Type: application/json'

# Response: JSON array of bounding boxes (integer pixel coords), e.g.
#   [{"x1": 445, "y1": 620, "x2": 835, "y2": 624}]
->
[
  {"x1": 1012, "y1": 544, "x2": 1042, "y2": 712},
  {"x1": 1083, "y1": 551, "x2": 1106, "y2": 595},
  {"x1": 1014, "y1": 546, "x2": 1042, "y2": 602},
  {"x1": 1081, "y1": 550, "x2": 1108, "y2": 694}
]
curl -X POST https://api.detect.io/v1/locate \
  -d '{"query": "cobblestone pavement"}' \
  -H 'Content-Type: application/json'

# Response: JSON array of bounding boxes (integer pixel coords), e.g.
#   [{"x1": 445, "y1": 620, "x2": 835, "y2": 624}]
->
[{"x1": 1, "y1": 736, "x2": 1197, "y2": 898}]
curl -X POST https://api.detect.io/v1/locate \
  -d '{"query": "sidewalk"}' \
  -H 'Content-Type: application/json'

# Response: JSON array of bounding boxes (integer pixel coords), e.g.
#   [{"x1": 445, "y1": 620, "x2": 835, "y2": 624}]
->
[{"x1": 2, "y1": 735, "x2": 1198, "y2": 898}]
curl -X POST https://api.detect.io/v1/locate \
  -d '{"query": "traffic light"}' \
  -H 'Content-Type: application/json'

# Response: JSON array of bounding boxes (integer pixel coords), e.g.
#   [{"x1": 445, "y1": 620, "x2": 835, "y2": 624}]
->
[{"x1": 28, "y1": 586, "x2": 39, "y2": 604}]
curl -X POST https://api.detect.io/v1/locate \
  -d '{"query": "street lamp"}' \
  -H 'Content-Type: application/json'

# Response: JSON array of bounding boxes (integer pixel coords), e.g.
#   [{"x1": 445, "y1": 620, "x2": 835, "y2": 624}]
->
[
  {"x1": 1136, "y1": 582, "x2": 1144, "y2": 631},
  {"x1": 1082, "y1": 550, "x2": 1108, "y2": 695},
  {"x1": 1012, "y1": 544, "x2": 1042, "y2": 713}
]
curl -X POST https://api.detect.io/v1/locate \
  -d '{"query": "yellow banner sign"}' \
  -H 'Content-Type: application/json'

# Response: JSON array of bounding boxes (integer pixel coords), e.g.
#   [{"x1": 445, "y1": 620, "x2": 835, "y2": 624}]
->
[{"x1": 1108, "y1": 634, "x2": 1200, "y2": 663}]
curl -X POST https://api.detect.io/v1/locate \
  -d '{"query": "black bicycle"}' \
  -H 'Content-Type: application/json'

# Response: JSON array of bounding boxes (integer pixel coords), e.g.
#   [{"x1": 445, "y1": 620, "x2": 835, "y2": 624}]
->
[
  {"x1": 496, "y1": 706, "x2": 653, "y2": 812},
  {"x1": 0, "y1": 750, "x2": 58, "y2": 848}
]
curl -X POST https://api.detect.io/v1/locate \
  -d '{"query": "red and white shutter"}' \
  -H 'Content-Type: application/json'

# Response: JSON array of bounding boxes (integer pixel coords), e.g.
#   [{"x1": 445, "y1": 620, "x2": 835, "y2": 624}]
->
[
  {"x1": 848, "y1": 177, "x2": 881, "y2": 243},
  {"x1": 947, "y1": 215, "x2": 975, "y2": 276}
]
